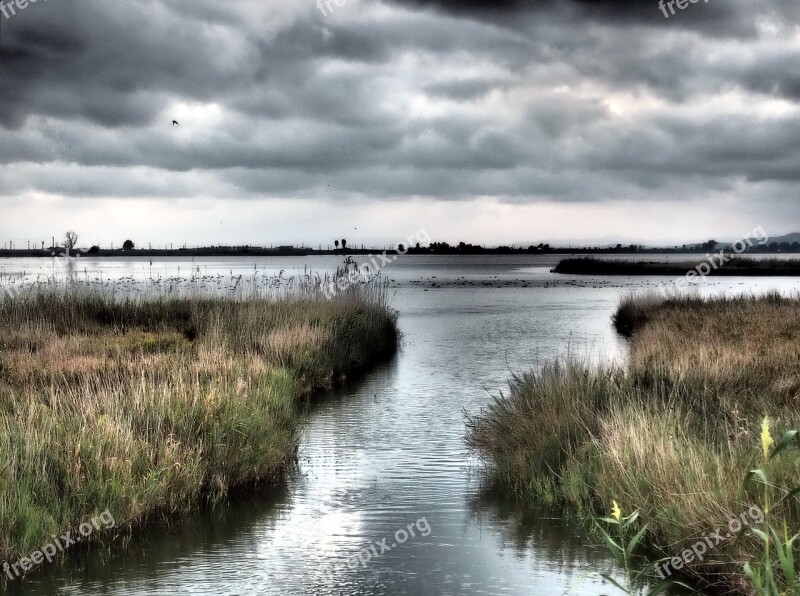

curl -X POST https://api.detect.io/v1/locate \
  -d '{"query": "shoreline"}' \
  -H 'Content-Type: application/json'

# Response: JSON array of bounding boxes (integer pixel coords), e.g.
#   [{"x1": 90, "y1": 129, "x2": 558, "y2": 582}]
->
[
  {"x1": 553, "y1": 256, "x2": 800, "y2": 276},
  {"x1": 0, "y1": 285, "x2": 399, "y2": 580},
  {"x1": 2, "y1": 249, "x2": 800, "y2": 259},
  {"x1": 467, "y1": 293, "x2": 800, "y2": 594}
]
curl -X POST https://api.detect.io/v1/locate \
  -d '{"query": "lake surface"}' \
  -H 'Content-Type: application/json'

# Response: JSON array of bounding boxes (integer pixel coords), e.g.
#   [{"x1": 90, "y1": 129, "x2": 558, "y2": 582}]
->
[{"x1": 2, "y1": 255, "x2": 799, "y2": 595}]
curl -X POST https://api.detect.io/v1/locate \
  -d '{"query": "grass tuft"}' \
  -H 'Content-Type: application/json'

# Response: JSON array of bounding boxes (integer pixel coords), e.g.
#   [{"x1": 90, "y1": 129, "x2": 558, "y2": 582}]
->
[
  {"x1": 0, "y1": 278, "x2": 398, "y2": 569},
  {"x1": 467, "y1": 292, "x2": 800, "y2": 593}
]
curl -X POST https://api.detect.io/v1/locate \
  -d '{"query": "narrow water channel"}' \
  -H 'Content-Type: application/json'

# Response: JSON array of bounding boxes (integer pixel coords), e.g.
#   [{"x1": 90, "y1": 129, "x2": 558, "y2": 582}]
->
[{"x1": 3, "y1": 256, "x2": 798, "y2": 595}]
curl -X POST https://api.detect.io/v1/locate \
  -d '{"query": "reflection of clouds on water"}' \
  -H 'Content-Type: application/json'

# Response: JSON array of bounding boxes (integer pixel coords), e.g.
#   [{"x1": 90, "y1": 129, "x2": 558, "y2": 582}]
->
[
  {"x1": 465, "y1": 491, "x2": 629, "y2": 595},
  {"x1": 2, "y1": 254, "x2": 796, "y2": 595}
]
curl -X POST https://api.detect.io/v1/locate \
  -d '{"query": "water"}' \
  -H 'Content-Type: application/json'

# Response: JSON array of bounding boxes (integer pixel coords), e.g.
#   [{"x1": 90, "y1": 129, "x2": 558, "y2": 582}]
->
[{"x1": 2, "y1": 255, "x2": 799, "y2": 595}]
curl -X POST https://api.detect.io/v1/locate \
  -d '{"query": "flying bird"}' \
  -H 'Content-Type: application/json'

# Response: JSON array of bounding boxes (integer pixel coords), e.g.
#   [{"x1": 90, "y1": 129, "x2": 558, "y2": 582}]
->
[{"x1": 172, "y1": 120, "x2": 179, "y2": 126}]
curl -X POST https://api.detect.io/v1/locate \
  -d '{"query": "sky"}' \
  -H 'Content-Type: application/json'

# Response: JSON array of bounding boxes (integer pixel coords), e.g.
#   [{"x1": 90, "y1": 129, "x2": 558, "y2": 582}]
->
[{"x1": 0, "y1": 0, "x2": 798, "y2": 248}]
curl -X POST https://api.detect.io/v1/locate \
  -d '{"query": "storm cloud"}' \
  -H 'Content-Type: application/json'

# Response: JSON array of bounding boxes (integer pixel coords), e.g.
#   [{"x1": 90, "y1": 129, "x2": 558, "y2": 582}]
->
[{"x1": 0, "y1": 0, "x2": 798, "y2": 244}]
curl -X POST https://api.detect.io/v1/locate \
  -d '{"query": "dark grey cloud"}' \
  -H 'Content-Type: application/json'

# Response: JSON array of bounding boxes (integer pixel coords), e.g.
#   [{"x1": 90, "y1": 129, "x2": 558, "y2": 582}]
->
[
  {"x1": 0, "y1": 0, "x2": 797, "y2": 217},
  {"x1": 391, "y1": 0, "x2": 744, "y2": 31},
  {"x1": 424, "y1": 78, "x2": 511, "y2": 100}
]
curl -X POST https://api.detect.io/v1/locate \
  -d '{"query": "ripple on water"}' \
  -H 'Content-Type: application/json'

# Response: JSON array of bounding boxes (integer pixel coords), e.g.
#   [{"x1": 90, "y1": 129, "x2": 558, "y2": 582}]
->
[{"x1": 5, "y1": 256, "x2": 799, "y2": 595}]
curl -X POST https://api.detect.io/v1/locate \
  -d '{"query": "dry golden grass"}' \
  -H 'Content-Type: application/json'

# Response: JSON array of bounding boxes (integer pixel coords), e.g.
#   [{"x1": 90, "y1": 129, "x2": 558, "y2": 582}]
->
[
  {"x1": 468, "y1": 293, "x2": 800, "y2": 593},
  {"x1": 0, "y1": 287, "x2": 398, "y2": 570},
  {"x1": 253, "y1": 323, "x2": 330, "y2": 365},
  {"x1": 628, "y1": 294, "x2": 800, "y2": 402}
]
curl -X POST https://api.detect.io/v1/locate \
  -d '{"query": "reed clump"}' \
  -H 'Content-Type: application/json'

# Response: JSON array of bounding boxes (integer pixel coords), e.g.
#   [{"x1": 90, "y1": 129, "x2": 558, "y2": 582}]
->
[
  {"x1": 467, "y1": 292, "x2": 800, "y2": 593},
  {"x1": 553, "y1": 257, "x2": 800, "y2": 277},
  {"x1": 0, "y1": 280, "x2": 398, "y2": 568}
]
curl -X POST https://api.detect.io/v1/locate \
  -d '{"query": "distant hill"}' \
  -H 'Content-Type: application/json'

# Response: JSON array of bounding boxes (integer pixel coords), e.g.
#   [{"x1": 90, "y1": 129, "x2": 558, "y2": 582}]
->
[{"x1": 768, "y1": 232, "x2": 800, "y2": 245}]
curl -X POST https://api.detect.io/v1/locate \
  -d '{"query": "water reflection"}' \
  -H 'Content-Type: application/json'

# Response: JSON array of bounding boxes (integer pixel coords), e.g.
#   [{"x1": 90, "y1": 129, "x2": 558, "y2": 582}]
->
[
  {"x1": 466, "y1": 493, "x2": 625, "y2": 595},
  {"x1": 1, "y1": 256, "x2": 798, "y2": 595}
]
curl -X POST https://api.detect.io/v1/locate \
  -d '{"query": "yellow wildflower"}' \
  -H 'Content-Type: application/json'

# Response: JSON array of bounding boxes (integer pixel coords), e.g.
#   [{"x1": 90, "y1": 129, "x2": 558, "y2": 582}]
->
[
  {"x1": 761, "y1": 417, "x2": 774, "y2": 459},
  {"x1": 611, "y1": 500, "x2": 622, "y2": 521}
]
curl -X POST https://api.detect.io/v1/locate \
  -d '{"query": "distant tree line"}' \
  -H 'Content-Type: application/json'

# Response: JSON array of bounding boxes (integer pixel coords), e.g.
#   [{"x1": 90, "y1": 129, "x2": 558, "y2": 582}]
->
[
  {"x1": 752, "y1": 241, "x2": 800, "y2": 252},
  {"x1": 3, "y1": 231, "x2": 799, "y2": 258}
]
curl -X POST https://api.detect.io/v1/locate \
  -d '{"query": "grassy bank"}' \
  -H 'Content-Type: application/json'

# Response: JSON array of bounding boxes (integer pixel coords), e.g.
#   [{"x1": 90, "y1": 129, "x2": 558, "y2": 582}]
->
[
  {"x1": 467, "y1": 293, "x2": 800, "y2": 593},
  {"x1": 0, "y1": 282, "x2": 398, "y2": 571},
  {"x1": 553, "y1": 257, "x2": 800, "y2": 276}
]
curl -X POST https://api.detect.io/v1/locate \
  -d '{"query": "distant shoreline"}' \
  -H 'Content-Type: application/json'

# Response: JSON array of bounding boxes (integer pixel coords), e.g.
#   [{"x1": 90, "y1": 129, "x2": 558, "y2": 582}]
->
[
  {"x1": 2, "y1": 247, "x2": 800, "y2": 259},
  {"x1": 553, "y1": 256, "x2": 800, "y2": 276}
]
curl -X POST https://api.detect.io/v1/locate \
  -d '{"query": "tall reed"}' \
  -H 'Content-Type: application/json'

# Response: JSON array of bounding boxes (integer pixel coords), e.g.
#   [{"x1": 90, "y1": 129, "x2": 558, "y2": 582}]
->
[
  {"x1": 467, "y1": 292, "x2": 800, "y2": 593},
  {"x1": 0, "y1": 273, "x2": 398, "y2": 570}
]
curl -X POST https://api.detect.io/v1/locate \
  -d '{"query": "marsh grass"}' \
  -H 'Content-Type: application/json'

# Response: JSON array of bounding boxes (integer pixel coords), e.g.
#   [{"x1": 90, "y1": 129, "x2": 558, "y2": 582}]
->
[
  {"x1": 553, "y1": 257, "x2": 800, "y2": 277},
  {"x1": 0, "y1": 274, "x2": 398, "y2": 570},
  {"x1": 467, "y1": 292, "x2": 800, "y2": 593}
]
